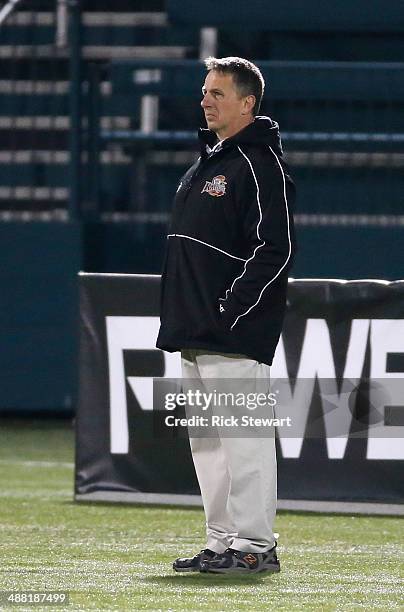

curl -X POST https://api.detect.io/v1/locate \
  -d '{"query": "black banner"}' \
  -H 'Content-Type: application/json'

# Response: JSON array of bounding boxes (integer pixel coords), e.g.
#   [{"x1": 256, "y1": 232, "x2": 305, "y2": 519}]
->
[{"x1": 75, "y1": 275, "x2": 404, "y2": 503}]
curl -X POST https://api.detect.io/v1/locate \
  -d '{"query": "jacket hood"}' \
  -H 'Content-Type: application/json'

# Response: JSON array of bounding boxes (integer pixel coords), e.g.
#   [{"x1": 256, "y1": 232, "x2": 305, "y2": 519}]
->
[{"x1": 199, "y1": 116, "x2": 283, "y2": 156}]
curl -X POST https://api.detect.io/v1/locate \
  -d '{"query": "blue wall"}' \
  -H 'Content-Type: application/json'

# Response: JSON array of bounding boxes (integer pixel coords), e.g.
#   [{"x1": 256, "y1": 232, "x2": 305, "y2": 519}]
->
[
  {"x1": 0, "y1": 219, "x2": 402, "y2": 413},
  {"x1": 0, "y1": 222, "x2": 81, "y2": 412}
]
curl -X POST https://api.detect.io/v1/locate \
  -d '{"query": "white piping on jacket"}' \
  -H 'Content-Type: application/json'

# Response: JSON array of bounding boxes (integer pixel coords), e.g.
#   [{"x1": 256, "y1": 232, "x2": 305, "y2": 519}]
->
[
  {"x1": 167, "y1": 233, "x2": 247, "y2": 262},
  {"x1": 223, "y1": 145, "x2": 292, "y2": 330}
]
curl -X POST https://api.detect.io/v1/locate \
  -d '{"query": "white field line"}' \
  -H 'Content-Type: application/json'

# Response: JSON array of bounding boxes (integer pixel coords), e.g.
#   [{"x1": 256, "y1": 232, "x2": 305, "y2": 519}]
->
[{"x1": 0, "y1": 459, "x2": 73, "y2": 468}]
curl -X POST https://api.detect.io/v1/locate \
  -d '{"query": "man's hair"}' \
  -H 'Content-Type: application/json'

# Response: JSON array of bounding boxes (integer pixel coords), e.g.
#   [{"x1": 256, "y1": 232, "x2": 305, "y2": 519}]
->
[{"x1": 204, "y1": 56, "x2": 265, "y2": 116}]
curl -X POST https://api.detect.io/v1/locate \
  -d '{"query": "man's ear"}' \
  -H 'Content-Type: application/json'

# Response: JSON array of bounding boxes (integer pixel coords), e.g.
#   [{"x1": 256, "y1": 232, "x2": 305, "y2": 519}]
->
[{"x1": 242, "y1": 94, "x2": 256, "y2": 115}]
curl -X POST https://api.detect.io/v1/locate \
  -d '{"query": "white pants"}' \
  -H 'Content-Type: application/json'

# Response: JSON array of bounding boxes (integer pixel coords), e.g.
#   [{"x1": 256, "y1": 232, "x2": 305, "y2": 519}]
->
[{"x1": 181, "y1": 349, "x2": 277, "y2": 554}]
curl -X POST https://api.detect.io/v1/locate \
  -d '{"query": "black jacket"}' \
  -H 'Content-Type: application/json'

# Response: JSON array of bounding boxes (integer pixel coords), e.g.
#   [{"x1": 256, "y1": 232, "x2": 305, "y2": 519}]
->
[{"x1": 156, "y1": 116, "x2": 296, "y2": 366}]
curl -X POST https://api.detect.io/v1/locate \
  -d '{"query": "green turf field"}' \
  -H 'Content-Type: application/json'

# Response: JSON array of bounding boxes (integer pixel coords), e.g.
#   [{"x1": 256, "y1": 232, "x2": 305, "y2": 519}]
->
[{"x1": 0, "y1": 418, "x2": 403, "y2": 611}]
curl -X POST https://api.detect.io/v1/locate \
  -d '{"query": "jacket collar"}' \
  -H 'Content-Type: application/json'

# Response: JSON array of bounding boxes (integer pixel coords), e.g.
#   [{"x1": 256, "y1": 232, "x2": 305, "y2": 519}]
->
[{"x1": 198, "y1": 116, "x2": 283, "y2": 158}]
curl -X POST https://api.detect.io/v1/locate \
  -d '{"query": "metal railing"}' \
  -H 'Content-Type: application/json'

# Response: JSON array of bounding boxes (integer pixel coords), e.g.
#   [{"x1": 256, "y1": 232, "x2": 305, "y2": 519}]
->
[
  {"x1": 82, "y1": 59, "x2": 404, "y2": 219},
  {"x1": 2, "y1": 5, "x2": 404, "y2": 223}
]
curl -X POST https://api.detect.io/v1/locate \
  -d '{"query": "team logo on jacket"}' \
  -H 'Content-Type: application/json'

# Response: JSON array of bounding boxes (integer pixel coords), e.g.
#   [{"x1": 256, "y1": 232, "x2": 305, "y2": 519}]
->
[{"x1": 201, "y1": 175, "x2": 227, "y2": 197}]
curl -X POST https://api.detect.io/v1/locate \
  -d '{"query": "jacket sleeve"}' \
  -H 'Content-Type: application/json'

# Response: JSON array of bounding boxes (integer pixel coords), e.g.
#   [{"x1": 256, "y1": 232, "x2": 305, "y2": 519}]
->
[{"x1": 218, "y1": 146, "x2": 295, "y2": 330}]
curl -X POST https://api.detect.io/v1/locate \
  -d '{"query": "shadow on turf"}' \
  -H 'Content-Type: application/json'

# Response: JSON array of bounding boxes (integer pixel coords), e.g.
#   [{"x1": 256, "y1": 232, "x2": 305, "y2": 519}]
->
[{"x1": 142, "y1": 574, "x2": 275, "y2": 587}]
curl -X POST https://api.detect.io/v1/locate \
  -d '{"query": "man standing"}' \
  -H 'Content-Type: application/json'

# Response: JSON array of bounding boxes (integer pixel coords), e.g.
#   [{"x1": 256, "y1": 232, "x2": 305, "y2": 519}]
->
[{"x1": 156, "y1": 57, "x2": 296, "y2": 574}]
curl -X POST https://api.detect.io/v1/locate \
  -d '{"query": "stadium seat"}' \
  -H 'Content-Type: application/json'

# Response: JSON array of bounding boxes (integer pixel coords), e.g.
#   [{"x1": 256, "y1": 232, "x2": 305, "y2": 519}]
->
[{"x1": 0, "y1": 1, "x2": 195, "y2": 213}]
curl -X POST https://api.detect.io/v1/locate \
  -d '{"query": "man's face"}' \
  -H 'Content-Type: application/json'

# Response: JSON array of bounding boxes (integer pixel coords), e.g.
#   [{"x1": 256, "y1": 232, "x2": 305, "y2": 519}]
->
[{"x1": 201, "y1": 70, "x2": 253, "y2": 140}]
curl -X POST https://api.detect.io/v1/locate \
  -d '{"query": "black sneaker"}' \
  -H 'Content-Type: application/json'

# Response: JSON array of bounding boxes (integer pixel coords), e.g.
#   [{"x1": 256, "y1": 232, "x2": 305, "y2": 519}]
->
[
  {"x1": 199, "y1": 545, "x2": 280, "y2": 574},
  {"x1": 173, "y1": 548, "x2": 217, "y2": 572}
]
